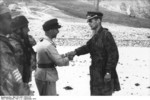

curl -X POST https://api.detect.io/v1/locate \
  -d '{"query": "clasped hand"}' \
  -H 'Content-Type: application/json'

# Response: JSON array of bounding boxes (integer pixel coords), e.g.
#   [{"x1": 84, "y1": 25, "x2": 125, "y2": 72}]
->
[{"x1": 61, "y1": 51, "x2": 76, "y2": 60}]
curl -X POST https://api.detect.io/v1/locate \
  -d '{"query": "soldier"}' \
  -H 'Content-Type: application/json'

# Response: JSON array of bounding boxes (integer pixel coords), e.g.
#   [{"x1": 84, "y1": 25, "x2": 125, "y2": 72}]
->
[
  {"x1": 66, "y1": 11, "x2": 121, "y2": 95},
  {"x1": 34, "y1": 18, "x2": 71, "y2": 95},
  {"x1": 9, "y1": 15, "x2": 36, "y2": 85},
  {"x1": 0, "y1": 3, "x2": 31, "y2": 95}
]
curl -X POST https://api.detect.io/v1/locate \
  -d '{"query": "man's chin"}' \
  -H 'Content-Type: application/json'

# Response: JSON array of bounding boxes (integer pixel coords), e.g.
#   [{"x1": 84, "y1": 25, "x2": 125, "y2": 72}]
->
[{"x1": 54, "y1": 36, "x2": 57, "y2": 39}]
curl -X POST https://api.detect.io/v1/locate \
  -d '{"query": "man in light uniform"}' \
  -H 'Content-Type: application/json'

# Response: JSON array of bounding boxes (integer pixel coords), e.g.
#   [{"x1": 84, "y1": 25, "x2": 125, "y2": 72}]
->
[{"x1": 34, "y1": 18, "x2": 70, "y2": 95}]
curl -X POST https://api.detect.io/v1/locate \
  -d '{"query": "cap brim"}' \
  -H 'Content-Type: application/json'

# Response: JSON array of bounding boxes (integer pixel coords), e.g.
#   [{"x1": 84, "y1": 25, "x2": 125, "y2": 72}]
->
[{"x1": 87, "y1": 15, "x2": 99, "y2": 22}]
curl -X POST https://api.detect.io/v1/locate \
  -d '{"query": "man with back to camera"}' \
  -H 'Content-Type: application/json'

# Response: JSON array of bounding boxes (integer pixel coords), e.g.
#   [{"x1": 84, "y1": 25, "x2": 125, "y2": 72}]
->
[{"x1": 66, "y1": 11, "x2": 121, "y2": 96}]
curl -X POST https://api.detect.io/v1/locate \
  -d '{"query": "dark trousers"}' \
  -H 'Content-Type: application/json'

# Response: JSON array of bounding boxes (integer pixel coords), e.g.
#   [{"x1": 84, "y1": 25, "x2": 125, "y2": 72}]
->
[{"x1": 90, "y1": 79, "x2": 114, "y2": 96}]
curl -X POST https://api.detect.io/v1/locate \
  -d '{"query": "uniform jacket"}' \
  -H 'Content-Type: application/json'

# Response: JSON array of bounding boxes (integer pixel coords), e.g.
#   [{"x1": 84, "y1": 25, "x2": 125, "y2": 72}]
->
[
  {"x1": 9, "y1": 33, "x2": 36, "y2": 83},
  {"x1": 34, "y1": 36, "x2": 69, "y2": 82},
  {"x1": 0, "y1": 34, "x2": 24, "y2": 95},
  {"x1": 75, "y1": 27, "x2": 121, "y2": 95},
  {"x1": 9, "y1": 34, "x2": 24, "y2": 75}
]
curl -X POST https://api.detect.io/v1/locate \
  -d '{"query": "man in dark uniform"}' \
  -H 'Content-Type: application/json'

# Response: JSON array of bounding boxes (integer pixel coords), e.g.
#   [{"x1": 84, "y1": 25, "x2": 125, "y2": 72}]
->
[
  {"x1": 9, "y1": 16, "x2": 36, "y2": 85},
  {"x1": 66, "y1": 11, "x2": 121, "y2": 95}
]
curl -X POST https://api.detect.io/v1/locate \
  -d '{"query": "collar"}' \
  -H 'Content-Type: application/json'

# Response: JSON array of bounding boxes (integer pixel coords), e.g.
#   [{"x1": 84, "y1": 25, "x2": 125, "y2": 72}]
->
[
  {"x1": 10, "y1": 33, "x2": 22, "y2": 39},
  {"x1": 44, "y1": 36, "x2": 56, "y2": 47},
  {"x1": 97, "y1": 26, "x2": 103, "y2": 34},
  {"x1": 92, "y1": 27, "x2": 104, "y2": 41},
  {"x1": 93, "y1": 26, "x2": 103, "y2": 36}
]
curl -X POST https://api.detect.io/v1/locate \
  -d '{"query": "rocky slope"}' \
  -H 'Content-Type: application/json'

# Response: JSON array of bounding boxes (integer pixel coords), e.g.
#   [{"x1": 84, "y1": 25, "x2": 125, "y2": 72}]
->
[
  {"x1": 83, "y1": 0, "x2": 150, "y2": 19},
  {"x1": 2, "y1": 0, "x2": 150, "y2": 47}
]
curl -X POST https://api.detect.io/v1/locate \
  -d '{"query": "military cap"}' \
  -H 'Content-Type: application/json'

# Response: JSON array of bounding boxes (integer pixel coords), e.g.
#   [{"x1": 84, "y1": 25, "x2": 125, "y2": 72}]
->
[
  {"x1": 11, "y1": 15, "x2": 29, "y2": 31},
  {"x1": 0, "y1": 2, "x2": 10, "y2": 15},
  {"x1": 86, "y1": 11, "x2": 103, "y2": 21},
  {"x1": 43, "y1": 18, "x2": 61, "y2": 31}
]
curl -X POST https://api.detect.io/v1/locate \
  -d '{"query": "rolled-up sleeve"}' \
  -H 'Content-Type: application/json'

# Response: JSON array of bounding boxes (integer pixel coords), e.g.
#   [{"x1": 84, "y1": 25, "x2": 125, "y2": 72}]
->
[{"x1": 45, "y1": 44, "x2": 69, "y2": 66}]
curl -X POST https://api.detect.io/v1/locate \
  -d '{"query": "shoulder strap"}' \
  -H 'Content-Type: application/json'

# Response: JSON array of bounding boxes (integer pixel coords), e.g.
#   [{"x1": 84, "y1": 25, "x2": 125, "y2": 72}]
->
[
  {"x1": 9, "y1": 35, "x2": 23, "y2": 45},
  {"x1": 0, "y1": 36, "x2": 15, "y2": 53},
  {"x1": 9, "y1": 35, "x2": 26, "y2": 50}
]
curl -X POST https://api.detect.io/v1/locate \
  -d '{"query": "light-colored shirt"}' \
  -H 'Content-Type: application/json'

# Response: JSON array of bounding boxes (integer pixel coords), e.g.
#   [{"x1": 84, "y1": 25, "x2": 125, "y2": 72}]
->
[{"x1": 34, "y1": 36, "x2": 69, "y2": 81}]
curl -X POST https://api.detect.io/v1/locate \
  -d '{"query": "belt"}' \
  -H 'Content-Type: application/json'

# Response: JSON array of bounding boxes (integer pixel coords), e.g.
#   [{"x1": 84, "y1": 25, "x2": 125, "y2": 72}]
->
[{"x1": 38, "y1": 63, "x2": 55, "y2": 68}]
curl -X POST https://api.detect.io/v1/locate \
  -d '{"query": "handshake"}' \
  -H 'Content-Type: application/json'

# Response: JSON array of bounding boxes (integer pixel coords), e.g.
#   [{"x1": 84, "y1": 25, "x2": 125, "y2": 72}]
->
[{"x1": 61, "y1": 51, "x2": 76, "y2": 61}]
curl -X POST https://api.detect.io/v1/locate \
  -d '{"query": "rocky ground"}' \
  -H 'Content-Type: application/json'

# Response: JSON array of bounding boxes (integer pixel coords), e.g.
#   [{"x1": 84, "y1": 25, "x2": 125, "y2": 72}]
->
[{"x1": 9, "y1": 0, "x2": 150, "y2": 96}]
